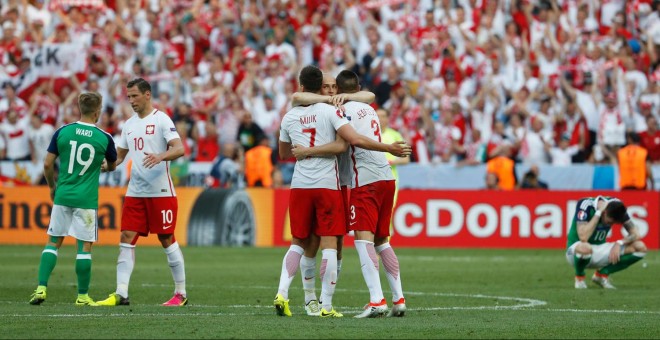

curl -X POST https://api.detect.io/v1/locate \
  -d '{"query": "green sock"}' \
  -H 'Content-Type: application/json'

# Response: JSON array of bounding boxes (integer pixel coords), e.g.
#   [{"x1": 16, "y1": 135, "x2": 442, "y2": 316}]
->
[
  {"x1": 38, "y1": 245, "x2": 58, "y2": 286},
  {"x1": 574, "y1": 254, "x2": 591, "y2": 276},
  {"x1": 598, "y1": 253, "x2": 645, "y2": 275},
  {"x1": 76, "y1": 240, "x2": 92, "y2": 295}
]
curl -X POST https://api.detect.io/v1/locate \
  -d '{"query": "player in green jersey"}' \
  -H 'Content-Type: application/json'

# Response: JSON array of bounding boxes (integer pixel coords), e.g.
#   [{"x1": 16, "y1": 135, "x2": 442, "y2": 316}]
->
[
  {"x1": 565, "y1": 196, "x2": 647, "y2": 289},
  {"x1": 29, "y1": 92, "x2": 117, "y2": 306}
]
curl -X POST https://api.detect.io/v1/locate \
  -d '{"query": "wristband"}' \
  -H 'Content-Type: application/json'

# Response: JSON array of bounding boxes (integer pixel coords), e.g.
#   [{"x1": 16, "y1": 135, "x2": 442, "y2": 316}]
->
[
  {"x1": 616, "y1": 240, "x2": 624, "y2": 246},
  {"x1": 594, "y1": 210, "x2": 602, "y2": 218}
]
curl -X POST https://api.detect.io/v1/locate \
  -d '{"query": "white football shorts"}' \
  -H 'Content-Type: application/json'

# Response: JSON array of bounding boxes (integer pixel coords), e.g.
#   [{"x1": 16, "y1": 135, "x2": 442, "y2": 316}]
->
[
  {"x1": 48, "y1": 205, "x2": 98, "y2": 242},
  {"x1": 565, "y1": 241, "x2": 616, "y2": 269}
]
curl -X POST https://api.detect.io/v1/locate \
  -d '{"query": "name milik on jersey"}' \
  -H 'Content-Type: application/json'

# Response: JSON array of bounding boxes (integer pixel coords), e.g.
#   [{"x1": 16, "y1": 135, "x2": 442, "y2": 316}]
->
[{"x1": 300, "y1": 115, "x2": 316, "y2": 125}]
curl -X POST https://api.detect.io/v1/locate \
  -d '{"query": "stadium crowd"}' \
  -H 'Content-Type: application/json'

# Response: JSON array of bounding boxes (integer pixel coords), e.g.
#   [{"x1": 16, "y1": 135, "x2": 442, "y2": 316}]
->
[{"x1": 1, "y1": 0, "x2": 659, "y2": 187}]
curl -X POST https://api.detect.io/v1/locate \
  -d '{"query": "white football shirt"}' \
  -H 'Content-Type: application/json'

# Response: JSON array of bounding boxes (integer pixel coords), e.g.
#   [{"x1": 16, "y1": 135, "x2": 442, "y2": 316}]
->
[
  {"x1": 343, "y1": 101, "x2": 394, "y2": 187},
  {"x1": 117, "y1": 109, "x2": 180, "y2": 197},
  {"x1": 280, "y1": 103, "x2": 349, "y2": 189}
]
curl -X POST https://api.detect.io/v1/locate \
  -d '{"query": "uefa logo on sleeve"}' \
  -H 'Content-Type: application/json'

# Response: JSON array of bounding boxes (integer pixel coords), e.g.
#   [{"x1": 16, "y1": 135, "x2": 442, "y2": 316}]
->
[{"x1": 577, "y1": 210, "x2": 587, "y2": 221}]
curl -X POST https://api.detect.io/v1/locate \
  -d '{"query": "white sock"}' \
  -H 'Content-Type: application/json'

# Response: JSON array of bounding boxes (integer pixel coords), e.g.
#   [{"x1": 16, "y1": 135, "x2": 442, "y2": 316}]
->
[
  {"x1": 376, "y1": 242, "x2": 404, "y2": 303},
  {"x1": 116, "y1": 243, "x2": 135, "y2": 298},
  {"x1": 165, "y1": 242, "x2": 186, "y2": 297},
  {"x1": 300, "y1": 256, "x2": 317, "y2": 303},
  {"x1": 320, "y1": 249, "x2": 338, "y2": 311},
  {"x1": 277, "y1": 245, "x2": 303, "y2": 299},
  {"x1": 355, "y1": 240, "x2": 385, "y2": 304},
  {"x1": 337, "y1": 259, "x2": 343, "y2": 281}
]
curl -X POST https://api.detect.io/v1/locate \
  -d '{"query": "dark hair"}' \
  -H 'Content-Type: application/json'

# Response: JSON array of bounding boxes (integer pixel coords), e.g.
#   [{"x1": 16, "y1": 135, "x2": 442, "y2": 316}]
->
[
  {"x1": 605, "y1": 200, "x2": 628, "y2": 223},
  {"x1": 627, "y1": 131, "x2": 641, "y2": 144},
  {"x1": 78, "y1": 92, "x2": 103, "y2": 116},
  {"x1": 336, "y1": 70, "x2": 360, "y2": 93},
  {"x1": 126, "y1": 77, "x2": 152, "y2": 94},
  {"x1": 298, "y1": 65, "x2": 323, "y2": 93}
]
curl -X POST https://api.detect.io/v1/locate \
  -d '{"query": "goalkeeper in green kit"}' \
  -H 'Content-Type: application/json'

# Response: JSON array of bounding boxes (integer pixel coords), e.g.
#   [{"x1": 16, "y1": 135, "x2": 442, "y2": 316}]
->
[
  {"x1": 29, "y1": 92, "x2": 117, "y2": 306},
  {"x1": 565, "y1": 196, "x2": 647, "y2": 289}
]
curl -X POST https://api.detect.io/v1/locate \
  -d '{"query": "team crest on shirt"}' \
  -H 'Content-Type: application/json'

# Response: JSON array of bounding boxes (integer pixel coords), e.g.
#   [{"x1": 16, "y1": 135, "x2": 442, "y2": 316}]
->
[
  {"x1": 577, "y1": 210, "x2": 587, "y2": 221},
  {"x1": 146, "y1": 125, "x2": 155, "y2": 135}
]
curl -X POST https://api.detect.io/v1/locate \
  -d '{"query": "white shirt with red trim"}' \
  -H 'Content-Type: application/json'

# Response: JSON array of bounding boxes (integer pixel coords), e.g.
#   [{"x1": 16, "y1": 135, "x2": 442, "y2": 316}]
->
[
  {"x1": 280, "y1": 103, "x2": 349, "y2": 190},
  {"x1": 344, "y1": 101, "x2": 394, "y2": 188},
  {"x1": 117, "y1": 109, "x2": 180, "y2": 197}
]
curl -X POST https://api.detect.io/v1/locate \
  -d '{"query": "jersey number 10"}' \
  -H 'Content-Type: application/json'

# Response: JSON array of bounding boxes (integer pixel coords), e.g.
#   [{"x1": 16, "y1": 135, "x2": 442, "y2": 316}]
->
[{"x1": 68, "y1": 141, "x2": 95, "y2": 176}]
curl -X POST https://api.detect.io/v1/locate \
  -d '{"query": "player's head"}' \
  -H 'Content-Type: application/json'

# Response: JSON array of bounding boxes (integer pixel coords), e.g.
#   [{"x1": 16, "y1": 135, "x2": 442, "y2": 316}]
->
[
  {"x1": 298, "y1": 65, "x2": 323, "y2": 93},
  {"x1": 603, "y1": 200, "x2": 628, "y2": 224},
  {"x1": 126, "y1": 78, "x2": 152, "y2": 114},
  {"x1": 321, "y1": 72, "x2": 337, "y2": 96},
  {"x1": 78, "y1": 92, "x2": 103, "y2": 122},
  {"x1": 377, "y1": 108, "x2": 390, "y2": 129},
  {"x1": 626, "y1": 131, "x2": 641, "y2": 145},
  {"x1": 335, "y1": 70, "x2": 360, "y2": 94}
]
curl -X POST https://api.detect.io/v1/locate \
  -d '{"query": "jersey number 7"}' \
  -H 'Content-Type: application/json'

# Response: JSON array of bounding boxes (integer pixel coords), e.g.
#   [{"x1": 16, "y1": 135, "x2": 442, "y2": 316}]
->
[{"x1": 302, "y1": 128, "x2": 316, "y2": 147}]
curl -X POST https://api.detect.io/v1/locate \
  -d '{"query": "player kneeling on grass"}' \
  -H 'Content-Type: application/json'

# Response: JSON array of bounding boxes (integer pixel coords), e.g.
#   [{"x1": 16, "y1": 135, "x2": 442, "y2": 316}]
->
[
  {"x1": 29, "y1": 92, "x2": 117, "y2": 306},
  {"x1": 566, "y1": 196, "x2": 647, "y2": 289}
]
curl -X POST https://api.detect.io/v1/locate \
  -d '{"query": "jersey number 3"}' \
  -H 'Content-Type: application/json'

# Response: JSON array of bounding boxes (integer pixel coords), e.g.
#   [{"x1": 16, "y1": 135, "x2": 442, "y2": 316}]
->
[{"x1": 68, "y1": 141, "x2": 95, "y2": 176}]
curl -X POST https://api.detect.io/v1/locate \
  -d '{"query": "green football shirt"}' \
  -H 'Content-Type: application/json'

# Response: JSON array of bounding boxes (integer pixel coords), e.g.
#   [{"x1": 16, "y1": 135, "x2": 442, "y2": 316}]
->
[
  {"x1": 566, "y1": 197, "x2": 629, "y2": 248},
  {"x1": 47, "y1": 122, "x2": 117, "y2": 209}
]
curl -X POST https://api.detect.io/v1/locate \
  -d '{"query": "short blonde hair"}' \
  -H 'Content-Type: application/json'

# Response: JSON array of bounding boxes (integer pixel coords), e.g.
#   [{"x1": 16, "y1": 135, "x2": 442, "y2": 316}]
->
[{"x1": 78, "y1": 92, "x2": 102, "y2": 116}]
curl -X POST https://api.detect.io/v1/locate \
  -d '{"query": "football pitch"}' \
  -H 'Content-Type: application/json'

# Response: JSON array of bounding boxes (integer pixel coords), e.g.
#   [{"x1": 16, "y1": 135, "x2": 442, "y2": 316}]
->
[{"x1": 2, "y1": 245, "x2": 659, "y2": 339}]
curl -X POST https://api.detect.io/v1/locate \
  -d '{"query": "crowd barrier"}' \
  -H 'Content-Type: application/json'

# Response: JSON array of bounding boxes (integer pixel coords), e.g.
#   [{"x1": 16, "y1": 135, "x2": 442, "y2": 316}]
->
[
  {"x1": 3, "y1": 161, "x2": 660, "y2": 191},
  {"x1": 1, "y1": 187, "x2": 657, "y2": 249}
]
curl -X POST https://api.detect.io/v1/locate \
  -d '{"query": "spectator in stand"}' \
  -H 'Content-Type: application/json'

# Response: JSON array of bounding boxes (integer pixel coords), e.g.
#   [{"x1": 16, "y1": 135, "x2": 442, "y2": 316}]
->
[
  {"x1": 457, "y1": 128, "x2": 487, "y2": 167},
  {"x1": 618, "y1": 132, "x2": 654, "y2": 190},
  {"x1": 484, "y1": 172, "x2": 500, "y2": 190},
  {"x1": 236, "y1": 111, "x2": 265, "y2": 153},
  {"x1": 192, "y1": 120, "x2": 219, "y2": 162},
  {"x1": 520, "y1": 165, "x2": 549, "y2": 189},
  {"x1": 520, "y1": 116, "x2": 552, "y2": 166},
  {"x1": 596, "y1": 92, "x2": 627, "y2": 158},
  {"x1": 546, "y1": 134, "x2": 580, "y2": 167},
  {"x1": 553, "y1": 99, "x2": 590, "y2": 163},
  {"x1": 207, "y1": 142, "x2": 244, "y2": 189},
  {"x1": 244, "y1": 136, "x2": 274, "y2": 188},
  {"x1": 27, "y1": 109, "x2": 53, "y2": 184},
  {"x1": 639, "y1": 115, "x2": 660, "y2": 163},
  {"x1": 0, "y1": 83, "x2": 28, "y2": 122},
  {"x1": 432, "y1": 110, "x2": 462, "y2": 164},
  {"x1": 0, "y1": 109, "x2": 31, "y2": 161},
  {"x1": 486, "y1": 144, "x2": 517, "y2": 191}
]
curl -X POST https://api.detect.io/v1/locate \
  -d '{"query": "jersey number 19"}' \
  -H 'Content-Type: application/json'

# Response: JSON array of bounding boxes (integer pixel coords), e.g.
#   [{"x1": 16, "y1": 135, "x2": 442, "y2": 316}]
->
[{"x1": 68, "y1": 141, "x2": 96, "y2": 176}]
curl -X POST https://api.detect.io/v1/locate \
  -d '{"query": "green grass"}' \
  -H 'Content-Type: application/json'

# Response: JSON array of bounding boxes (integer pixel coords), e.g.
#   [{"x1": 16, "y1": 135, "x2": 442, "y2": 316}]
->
[{"x1": 2, "y1": 245, "x2": 659, "y2": 339}]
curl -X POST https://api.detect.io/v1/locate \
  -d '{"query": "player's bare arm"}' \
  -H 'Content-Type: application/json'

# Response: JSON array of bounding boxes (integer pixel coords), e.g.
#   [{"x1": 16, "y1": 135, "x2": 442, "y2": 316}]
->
[
  {"x1": 143, "y1": 138, "x2": 185, "y2": 169},
  {"x1": 292, "y1": 135, "x2": 348, "y2": 160},
  {"x1": 291, "y1": 91, "x2": 375, "y2": 107},
  {"x1": 331, "y1": 91, "x2": 375, "y2": 107},
  {"x1": 111, "y1": 147, "x2": 129, "y2": 168},
  {"x1": 43, "y1": 152, "x2": 57, "y2": 201},
  {"x1": 336, "y1": 124, "x2": 411, "y2": 157},
  {"x1": 621, "y1": 219, "x2": 641, "y2": 245},
  {"x1": 279, "y1": 140, "x2": 294, "y2": 159},
  {"x1": 291, "y1": 92, "x2": 331, "y2": 107}
]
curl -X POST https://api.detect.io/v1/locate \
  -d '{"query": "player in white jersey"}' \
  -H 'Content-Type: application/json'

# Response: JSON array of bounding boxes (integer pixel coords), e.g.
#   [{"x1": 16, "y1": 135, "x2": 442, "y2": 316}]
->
[
  {"x1": 292, "y1": 70, "x2": 407, "y2": 318},
  {"x1": 291, "y1": 73, "x2": 375, "y2": 316},
  {"x1": 274, "y1": 66, "x2": 410, "y2": 318},
  {"x1": 97, "y1": 78, "x2": 188, "y2": 307}
]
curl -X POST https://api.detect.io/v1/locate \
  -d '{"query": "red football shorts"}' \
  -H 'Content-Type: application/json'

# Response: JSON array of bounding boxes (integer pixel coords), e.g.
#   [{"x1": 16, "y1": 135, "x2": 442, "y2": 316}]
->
[
  {"x1": 289, "y1": 188, "x2": 346, "y2": 239},
  {"x1": 121, "y1": 196, "x2": 178, "y2": 236},
  {"x1": 349, "y1": 180, "x2": 395, "y2": 238}
]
